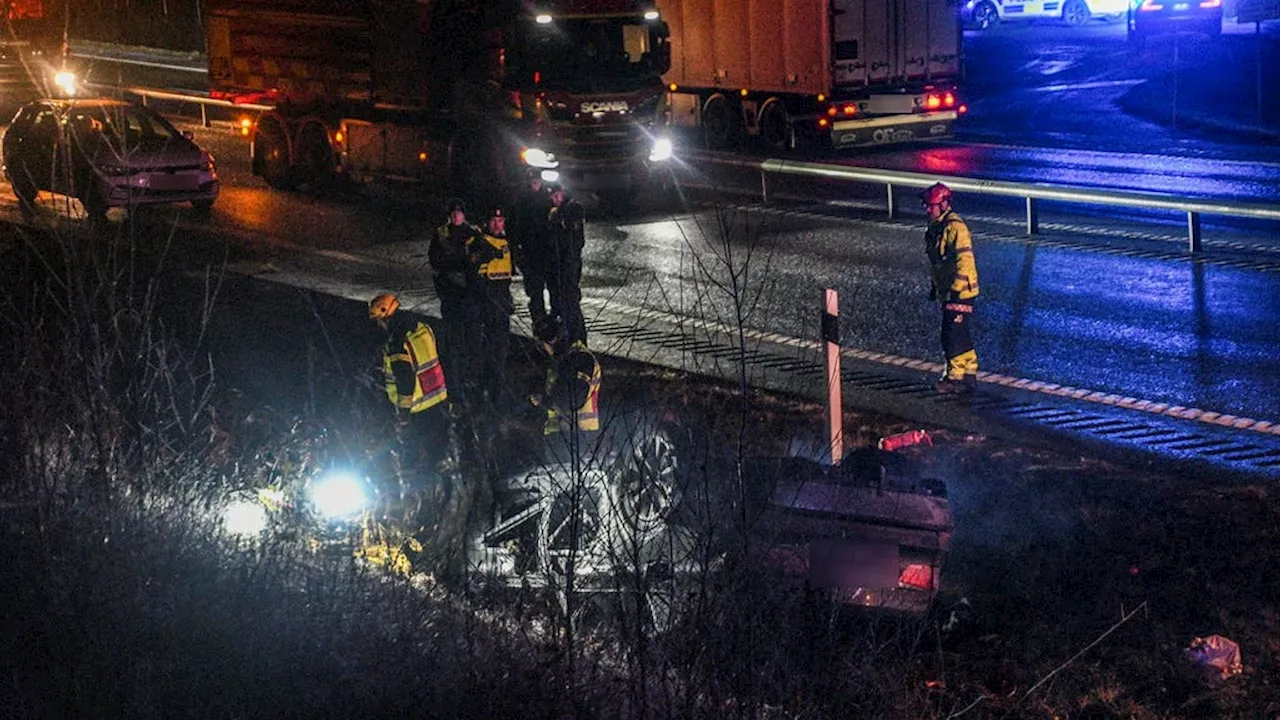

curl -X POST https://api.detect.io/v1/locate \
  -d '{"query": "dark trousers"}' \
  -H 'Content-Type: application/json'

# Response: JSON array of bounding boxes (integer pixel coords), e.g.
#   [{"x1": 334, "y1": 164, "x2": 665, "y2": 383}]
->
[
  {"x1": 551, "y1": 258, "x2": 586, "y2": 343},
  {"x1": 477, "y1": 285, "x2": 513, "y2": 408},
  {"x1": 524, "y1": 270, "x2": 549, "y2": 323},
  {"x1": 437, "y1": 289, "x2": 482, "y2": 406},
  {"x1": 940, "y1": 301, "x2": 978, "y2": 380}
]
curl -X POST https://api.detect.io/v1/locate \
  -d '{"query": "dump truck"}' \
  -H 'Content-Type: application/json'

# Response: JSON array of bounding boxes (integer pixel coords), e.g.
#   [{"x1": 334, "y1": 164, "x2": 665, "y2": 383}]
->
[
  {"x1": 661, "y1": 0, "x2": 964, "y2": 151},
  {"x1": 205, "y1": 0, "x2": 675, "y2": 204}
]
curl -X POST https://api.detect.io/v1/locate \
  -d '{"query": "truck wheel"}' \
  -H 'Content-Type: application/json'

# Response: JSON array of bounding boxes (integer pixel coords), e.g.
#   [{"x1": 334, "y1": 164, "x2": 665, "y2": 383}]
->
[
  {"x1": 294, "y1": 123, "x2": 336, "y2": 190},
  {"x1": 971, "y1": 1, "x2": 999, "y2": 29},
  {"x1": 757, "y1": 100, "x2": 790, "y2": 152},
  {"x1": 256, "y1": 119, "x2": 297, "y2": 190},
  {"x1": 1062, "y1": 0, "x2": 1091, "y2": 26},
  {"x1": 701, "y1": 96, "x2": 739, "y2": 150}
]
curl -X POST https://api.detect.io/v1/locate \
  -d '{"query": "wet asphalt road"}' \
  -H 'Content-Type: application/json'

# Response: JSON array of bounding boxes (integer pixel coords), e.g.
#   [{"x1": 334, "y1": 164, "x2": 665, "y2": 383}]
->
[{"x1": 1, "y1": 24, "x2": 1278, "y2": 430}]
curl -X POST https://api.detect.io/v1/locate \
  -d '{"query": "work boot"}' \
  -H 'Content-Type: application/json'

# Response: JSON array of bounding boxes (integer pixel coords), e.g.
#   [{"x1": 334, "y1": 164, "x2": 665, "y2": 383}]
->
[{"x1": 935, "y1": 376, "x2": 975, "y2": 394}]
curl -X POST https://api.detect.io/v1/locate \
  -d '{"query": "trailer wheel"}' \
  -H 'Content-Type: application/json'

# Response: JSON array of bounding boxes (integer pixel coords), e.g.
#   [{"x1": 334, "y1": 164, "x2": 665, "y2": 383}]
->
[
  {"x1": 757, "y1": 100, "x2": 791, "y2": 152},
  {"x1": 701, "y1": 96, "x2": 739, "y2": 150},
  {"x1": 255, "y1": 118, "x2": 297, "y2": 190},
  {"x1": 1062, "y1": 0, "x2": 1091, "y2": 26}
]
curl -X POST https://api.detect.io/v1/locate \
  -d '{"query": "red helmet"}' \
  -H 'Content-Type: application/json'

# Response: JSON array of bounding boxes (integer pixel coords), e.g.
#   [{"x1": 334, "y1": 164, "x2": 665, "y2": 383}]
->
[{"x1": 919, "y1": 182, "x2": 952, "y2": 206}]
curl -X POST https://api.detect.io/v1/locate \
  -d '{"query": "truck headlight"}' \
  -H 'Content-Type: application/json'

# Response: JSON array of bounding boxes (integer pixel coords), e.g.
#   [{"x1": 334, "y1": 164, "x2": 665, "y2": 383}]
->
[
  {"x1": 521, "y1": 147, "x2": 559, "y2": 169},
  {"x1": 311, "y1": 471, "x2": 369, "y2": 520},
  {"x1": 649, "y1": 136, "x2": 673, "y2": 162}
]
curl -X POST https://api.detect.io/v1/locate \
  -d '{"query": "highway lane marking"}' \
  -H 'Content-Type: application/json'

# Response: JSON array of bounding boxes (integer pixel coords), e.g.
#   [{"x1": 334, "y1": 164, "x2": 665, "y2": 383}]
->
[{"x1": 221, "y1": 239, "x2": 1280, "y2": 440}]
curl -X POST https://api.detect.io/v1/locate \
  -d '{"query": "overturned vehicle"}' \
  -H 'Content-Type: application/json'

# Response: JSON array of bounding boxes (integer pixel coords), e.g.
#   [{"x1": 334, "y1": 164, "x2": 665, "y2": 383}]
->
[{"x1": 467, "y1": 409, "x2": 954, "y2": 626}]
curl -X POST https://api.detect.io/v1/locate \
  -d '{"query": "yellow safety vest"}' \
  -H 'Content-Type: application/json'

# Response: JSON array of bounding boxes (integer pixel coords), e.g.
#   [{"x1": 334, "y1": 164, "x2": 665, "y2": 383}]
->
[
  {"x1": 544, "y1": 343, "x2": 601, "y2": 434},
  {"x1": 476, "y1": 233, "x2": 513, "y2": 280},
  {"x1": 384, "y1": 322, "x2": 448, "y2": 413}
]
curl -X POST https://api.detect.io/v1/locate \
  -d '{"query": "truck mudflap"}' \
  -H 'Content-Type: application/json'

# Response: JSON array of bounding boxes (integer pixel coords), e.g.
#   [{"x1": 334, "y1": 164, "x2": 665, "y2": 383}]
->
[{"x1": 828, "y1": 110, "x2": 958, "y2": 148}]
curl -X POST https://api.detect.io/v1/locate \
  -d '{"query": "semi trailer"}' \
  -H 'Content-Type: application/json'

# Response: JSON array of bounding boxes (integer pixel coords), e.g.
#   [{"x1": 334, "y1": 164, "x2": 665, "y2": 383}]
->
[{"x1": 661, "y1": 0, "x2": 964, "y2": 151}]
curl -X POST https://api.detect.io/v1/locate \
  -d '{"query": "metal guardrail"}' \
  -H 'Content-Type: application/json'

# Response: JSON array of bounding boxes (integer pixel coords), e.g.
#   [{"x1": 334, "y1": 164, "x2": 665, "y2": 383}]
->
[
  {"x1": 693, "y1": 152, "x2": 1280, "y2": 253},
  {"x1": 86, "y1": 84, "x2": 272, "y2": 129},
  {"x1": 91, "y1": 82, "x2": 1280, "y2": 253}
]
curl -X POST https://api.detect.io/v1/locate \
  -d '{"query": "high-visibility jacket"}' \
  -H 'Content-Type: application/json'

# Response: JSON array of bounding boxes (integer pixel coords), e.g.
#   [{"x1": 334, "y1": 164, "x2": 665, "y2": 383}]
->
[
  {"x1": 384, "y1": 322, "x2": 448, "y2": 413},
  {"x1": 474, "y1": 233, "x2": 513, "y2": 280},
  {"x1": 544, "y1": 341, "x2": 600, "y2": 434},
  {"x1": 925, "y1": 209, "x2": 979, "y2": 302}
]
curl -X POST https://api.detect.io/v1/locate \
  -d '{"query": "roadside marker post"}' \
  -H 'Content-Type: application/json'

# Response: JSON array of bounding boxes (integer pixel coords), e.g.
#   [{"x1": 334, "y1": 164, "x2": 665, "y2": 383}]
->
[{"x1": 823, "y1": 289, "x2": 843, "y2": 465}]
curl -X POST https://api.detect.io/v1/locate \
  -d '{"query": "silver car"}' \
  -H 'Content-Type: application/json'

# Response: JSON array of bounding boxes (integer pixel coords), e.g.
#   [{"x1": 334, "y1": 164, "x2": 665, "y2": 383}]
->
[{"x1": 3, "y1": 98, "x2": 219, "y2": 218}]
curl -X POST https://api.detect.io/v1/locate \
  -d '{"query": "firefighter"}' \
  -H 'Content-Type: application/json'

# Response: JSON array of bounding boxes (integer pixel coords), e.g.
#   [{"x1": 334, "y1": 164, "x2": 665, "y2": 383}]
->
[
  {"x1": 511, "y1": 167, "x2": 554, "y2": 325},
  {"x1": 368, "y1": 292, "x2": 452, "y2": 482},
  {"x1": 531, "y1": 314, "x2": 600, "y2": 436},
  {"x1": 429, "y1": 197, "x2": 486, "y2": 407},
  {"x1": 469, "y1": 205, "x2": 515, "y2": 411},
  {"x1": 545, "y1": 182, "x2": 588, "y2": 344},
  {"x1": 921, "y1": 182, "x2": 980, "y2": 394}
]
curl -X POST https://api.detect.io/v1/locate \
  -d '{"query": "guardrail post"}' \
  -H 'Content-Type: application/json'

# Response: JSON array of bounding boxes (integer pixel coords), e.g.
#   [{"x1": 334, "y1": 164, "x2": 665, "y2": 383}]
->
[
  {"x1": 1026, "y1": 197, "x2": 1039, "y2": 235},
  {"x1": 1187, "y1": 211, "x2": 1202, "y2": 253},
  {"x1": 761, "y1": 169, "x2": 769, "y2": 204},
  {"x1": 200, "y1": 103, "x2": 209, "y2": 128},
  {"x1": 887, "y1": 184, "x2": 896, "y2": 220}
]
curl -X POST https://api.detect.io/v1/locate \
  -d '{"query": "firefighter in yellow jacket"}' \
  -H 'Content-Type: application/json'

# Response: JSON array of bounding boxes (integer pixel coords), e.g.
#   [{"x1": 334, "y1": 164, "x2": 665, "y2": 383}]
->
[
  {"x1": 369, "y1": 293, "x2": 452, "y2": 474},
  {"x1": 531, "y1": 315, "x2": 600, "y2": 435},
  {"x1": 921, "y1": 183, "x2": 980, "y2": 394}
]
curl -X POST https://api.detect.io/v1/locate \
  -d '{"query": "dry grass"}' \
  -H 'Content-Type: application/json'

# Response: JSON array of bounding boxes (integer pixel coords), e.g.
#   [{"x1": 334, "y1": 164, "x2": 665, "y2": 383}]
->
[{"x1": 4, "y1": 218, "x2": 1279, "y2": 719}]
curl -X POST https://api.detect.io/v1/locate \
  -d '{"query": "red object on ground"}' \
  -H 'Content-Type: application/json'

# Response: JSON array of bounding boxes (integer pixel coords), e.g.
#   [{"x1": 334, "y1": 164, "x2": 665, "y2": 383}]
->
[{"x1": 878, "y1": 429, "x2": 933, "y2": 452}]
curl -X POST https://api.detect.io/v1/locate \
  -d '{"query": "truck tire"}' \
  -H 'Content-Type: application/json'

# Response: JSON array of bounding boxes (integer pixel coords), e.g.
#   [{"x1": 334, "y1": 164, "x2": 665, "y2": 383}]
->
[
  {"x1": 757, "y1": 100, "x2": 791, "y2": 152},
  {"x1": 701, "y1": 95, "x2": 739, "y2": 150},
  {"x1": 255, "y1": 118, "x2": 298, "y2": 190},
  {"x1": 1062, "y1": 0, "x2": 1091, "y2": 26},
  {"x1": 294, "y1": 122, "x2": 336, "y2": 189}
]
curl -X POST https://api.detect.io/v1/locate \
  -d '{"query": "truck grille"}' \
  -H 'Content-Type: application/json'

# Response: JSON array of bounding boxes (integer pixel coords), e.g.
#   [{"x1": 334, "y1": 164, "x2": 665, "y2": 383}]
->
[{"x1": 560, "y1": 124, "x2": 644, "y2": 163}]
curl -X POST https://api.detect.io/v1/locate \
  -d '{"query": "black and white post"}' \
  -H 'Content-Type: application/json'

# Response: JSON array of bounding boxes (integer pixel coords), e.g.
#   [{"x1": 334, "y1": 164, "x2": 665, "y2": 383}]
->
[{"x1": 823, "y1": 288, "x2": 843, "y2": 465}]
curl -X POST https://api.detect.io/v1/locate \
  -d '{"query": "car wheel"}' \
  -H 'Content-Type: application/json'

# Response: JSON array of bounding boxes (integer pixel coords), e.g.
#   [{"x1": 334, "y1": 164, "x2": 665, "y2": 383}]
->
[
  {"x1": 972, "y1": 1, "x2": 1000, "y2": 29},
  {"x1": 1062, "y1": 0, "x2": 1091, "y2": 26}
]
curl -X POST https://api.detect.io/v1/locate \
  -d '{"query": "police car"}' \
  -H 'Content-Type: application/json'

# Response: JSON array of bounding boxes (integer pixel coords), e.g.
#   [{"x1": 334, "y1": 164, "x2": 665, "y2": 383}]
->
[{"x1": 962, "y1": 0, "x2": 1129, "y2": 28}]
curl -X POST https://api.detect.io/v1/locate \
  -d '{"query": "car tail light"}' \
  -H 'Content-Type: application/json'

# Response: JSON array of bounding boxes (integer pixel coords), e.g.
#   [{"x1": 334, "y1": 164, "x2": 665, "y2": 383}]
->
[
  {"x1": 842, "y1": 103, "x2": 857, "y2": 116},
  {"x1": 1138, "y1": 0, "x2": 1164, "y2": 10},
  {"x1": 899, "y1": 564, "x2": 936, "y2": 590},
  {"x1": 1198, "y1": 0, "x2": 1220, "y2": 6}
]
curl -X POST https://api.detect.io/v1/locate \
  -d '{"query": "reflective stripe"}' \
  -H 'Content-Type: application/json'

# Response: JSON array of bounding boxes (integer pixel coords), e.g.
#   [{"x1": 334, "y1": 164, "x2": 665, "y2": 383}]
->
[
  {"x1": 477, "y1": 234, "x2": 513, "y2": 280},
  {"x1": 405, "y1": 324, "x2": 448, "y2": 412}
]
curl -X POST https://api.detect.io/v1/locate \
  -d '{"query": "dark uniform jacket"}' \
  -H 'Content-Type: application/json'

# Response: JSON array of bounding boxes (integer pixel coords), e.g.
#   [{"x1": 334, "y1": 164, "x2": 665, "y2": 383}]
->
[
  {"x1": 511, "y1": 187, "x2": 553, "y2": 273},
  {"x1": 430, "y1": 221, "x2": 485, "y2": 297}
]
